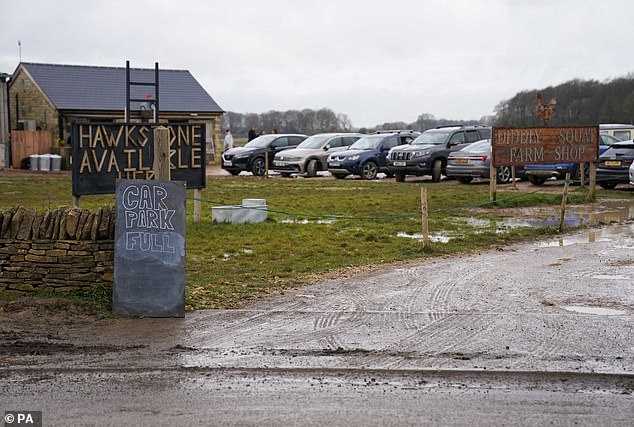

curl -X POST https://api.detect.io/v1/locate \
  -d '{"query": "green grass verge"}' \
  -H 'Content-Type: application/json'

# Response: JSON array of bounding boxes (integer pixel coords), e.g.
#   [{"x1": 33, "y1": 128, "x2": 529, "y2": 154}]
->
[{"x1": 2, "y1": 173, "x2": 632, "y2": 311}]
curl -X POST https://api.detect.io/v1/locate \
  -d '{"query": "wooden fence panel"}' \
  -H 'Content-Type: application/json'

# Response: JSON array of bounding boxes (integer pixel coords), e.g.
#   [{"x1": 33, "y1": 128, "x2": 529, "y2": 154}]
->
[{"x1": 10, "y1": 131, "x2": 54, "y2": 168}]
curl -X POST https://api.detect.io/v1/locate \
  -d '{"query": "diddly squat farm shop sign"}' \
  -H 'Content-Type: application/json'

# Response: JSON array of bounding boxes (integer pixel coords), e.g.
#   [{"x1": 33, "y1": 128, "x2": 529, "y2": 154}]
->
[{"x1": 491, "y1": 126, "x2": 599, "y2": 167}]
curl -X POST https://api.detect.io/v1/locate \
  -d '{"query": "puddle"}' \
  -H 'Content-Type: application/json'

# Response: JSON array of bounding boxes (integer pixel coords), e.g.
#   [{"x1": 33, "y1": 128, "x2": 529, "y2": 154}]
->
[
  {"x1": 396, "y1": 232, "x2": 451, "y2": 243},
  {"x1": 562, "y1": 305, "x2": 627, "y2": 316},
  {"x1": 536, "y1": 222, "x2": 634, "y2": 247},
  {"x1": 281, "y1": 219, "x2": 335, "y2": 224}
]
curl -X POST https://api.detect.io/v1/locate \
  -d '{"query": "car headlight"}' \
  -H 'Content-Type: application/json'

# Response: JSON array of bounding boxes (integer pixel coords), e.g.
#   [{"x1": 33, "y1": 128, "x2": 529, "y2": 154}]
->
[
  {"x1": 233, "y1": 152, "x2": 249, "y2": 159},
  {"x1": 349, "y1": 155, "x2": 361, "y2": 161},
  {"x1": 413, "y1": 150, "x2": 430, "y2": 158}
]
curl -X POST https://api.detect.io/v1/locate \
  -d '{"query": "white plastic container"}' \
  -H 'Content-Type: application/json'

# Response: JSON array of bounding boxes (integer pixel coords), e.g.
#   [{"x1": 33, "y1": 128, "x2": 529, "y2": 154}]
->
[
  {"x1": 38, "y1": 154, "x2": 51, "y2": 171},
  {"x1": 50, "y1": 154, "x2": 62, "y2": 171},
  {"x1": 29, "y1": 154, "x2": 40, "y2": 171}
]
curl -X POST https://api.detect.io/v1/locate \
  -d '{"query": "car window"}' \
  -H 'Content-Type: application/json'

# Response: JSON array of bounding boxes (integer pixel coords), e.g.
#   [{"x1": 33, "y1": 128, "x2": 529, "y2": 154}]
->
[
  {"x1": 449, "y1": 132, "x2": 465, "y2": 144},
  {"x1": 342, "y1": 136, "x2": 359, "y2": 146},
  {"x1": 600, "y1": 134, "x2": 620, "y2": 146},
  {"x1": 288, "y1": 136, "x2": 304, "y2": 146},
  {"x1": 465, "y1": 130, "x2": 480, "y2": 143},
  {"x1": 478, "y1": 128, "x2": 491, "y2": 139},
  {"x1": 383, "y1": 136, "x2": 399, "y2": 149},
  {"x1": 614, "y1": 130, "x2": 632, "y2": 140},
  {"x1": 271, "y1": 137, "x2": 288, "y2": 148},
  {"x1": 400, "y1": 135, "x2": 415, "y2": 144},
  {"x1": 328, "y1": 137, "x2": 343, "y2": 148}
]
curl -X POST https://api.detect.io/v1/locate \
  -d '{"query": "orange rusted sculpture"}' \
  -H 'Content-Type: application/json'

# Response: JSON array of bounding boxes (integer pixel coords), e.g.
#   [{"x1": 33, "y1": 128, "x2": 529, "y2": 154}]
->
[{"x1": 536, "y1": 92, "x2": 557, "y2": 126}]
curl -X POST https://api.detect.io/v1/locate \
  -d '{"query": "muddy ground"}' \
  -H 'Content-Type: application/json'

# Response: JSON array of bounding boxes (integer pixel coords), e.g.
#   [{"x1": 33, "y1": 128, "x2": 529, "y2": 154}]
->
[
  {"x1": 1, "y1": 172, "x2": 634, "y2": 425},
  {"x1": 1, "y1": 218, "x2": 634, "y2": 425}
]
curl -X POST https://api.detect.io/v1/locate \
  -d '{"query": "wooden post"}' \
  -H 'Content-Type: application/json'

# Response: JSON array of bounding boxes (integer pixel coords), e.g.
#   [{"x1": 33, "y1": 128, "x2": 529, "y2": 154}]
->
[
  {"x1": 579, "y1": 162, "x2": 585, "y2": 188},
  {"x1": 511, "y1": 166, "x2": 517, "y2": 189},
  {"x1": 72, "y1": 195, "x2": 80, "y2": 208},
  {"x1": 558, "y1": 172, "x2": 570, "y2": 233},
  {"x1": 589, "y1": 162, "x2": 597, "y2": 201},
  {"x1": 489, "y1": 161, "x2": 497, "y2": 202},
  {"x1": 193, "y1": 188, "x2": 202, "y2": 222},
  {"x1": 153, "y1": 126, "x2": 170, "y2": 181},
  {"x1": 265, "y1": 150, "x2": 269, "y2": 178},
  {"x1": 421, "y1": 187, "x2": 429, "y2": 249}
]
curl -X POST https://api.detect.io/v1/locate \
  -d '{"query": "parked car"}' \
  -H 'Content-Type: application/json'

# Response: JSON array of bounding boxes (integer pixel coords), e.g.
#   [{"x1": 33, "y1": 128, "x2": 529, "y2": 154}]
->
[
  {"x1": 327, "y1": 131, "x2": 419, "y2": 180},
  {"x1": 629, "y1": 158, "x2": 634, "y2": 185},
  {"x1": 446, "y1": 139, "x2": 524, "y2": 184},
  {"x1": 387, "y1": 125, "x2": 491, "y2": 182},
  {"x1": 221, "y1": 134, "x2": 307, "y2": 176},
  {"x1": 600, "y1": 124, "x2": 634, "y2": 141},
  {"x1": 272, "y1": 133, "x2": 362, "y2": 177},
  {"x1": 524, "y1": 133, "x2": 622, "y2": 185},
  {"x1": 596, "y1": 140, "x2": 634, "y2": 189}
]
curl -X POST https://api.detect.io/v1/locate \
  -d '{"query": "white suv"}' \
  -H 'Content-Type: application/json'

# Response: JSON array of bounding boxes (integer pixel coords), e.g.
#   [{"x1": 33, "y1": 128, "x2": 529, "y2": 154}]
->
[{"x1": 273, "y1": 133, "x2": 362, "y2": 177}]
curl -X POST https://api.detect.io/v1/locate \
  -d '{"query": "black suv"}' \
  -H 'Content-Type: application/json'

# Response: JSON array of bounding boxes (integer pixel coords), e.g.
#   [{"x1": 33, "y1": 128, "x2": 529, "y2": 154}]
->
[
  {"x1": 387, "y1": 125, "x2": 491, "y2": 182},
  {"x1": 221, "y1": 134, "x2": 307, "y2": 176}
]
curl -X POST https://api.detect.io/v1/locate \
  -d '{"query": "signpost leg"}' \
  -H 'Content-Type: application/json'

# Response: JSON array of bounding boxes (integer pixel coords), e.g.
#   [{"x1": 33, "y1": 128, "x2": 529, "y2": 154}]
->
[
  {"x1": 589, "y1": 162, "x2": 597, "y2": 201},
  {"x1": 559, "y1": 173, "x2": 570, "y2": 232},
  {"x1": 489, "y1": 162, "x2": 497, "y2": 202},
  {"x1": 153, "y1": 126, "x2": 170, "y2": 181}
]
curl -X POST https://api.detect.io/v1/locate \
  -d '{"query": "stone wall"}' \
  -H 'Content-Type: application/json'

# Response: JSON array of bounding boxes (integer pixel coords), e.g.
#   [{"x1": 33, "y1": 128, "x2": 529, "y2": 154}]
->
[
  {"x1": 0, "y1": 206, "x2": 115, "y2": 294},
  {"x1": 10, "y1": 69, "x2": 59, "y2": 133}
]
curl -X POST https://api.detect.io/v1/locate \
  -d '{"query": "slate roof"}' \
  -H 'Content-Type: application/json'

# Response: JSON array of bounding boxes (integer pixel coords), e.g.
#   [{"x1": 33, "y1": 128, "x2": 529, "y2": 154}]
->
[{"x1": 17, "y1": 62, "x2": 223, "y2": 113}]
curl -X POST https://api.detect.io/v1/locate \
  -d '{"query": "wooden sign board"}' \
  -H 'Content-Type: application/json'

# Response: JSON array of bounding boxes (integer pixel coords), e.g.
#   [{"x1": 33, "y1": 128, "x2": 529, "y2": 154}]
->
[
  {"x1": 491, "y1": 126, "x2": 600, "y2": 167},
  {"x1": 112, "y1": 179, "x2": 186, "y2": 317},
  {"x1": 71, "y1": 123, "x2": 206, "y2": 196}
]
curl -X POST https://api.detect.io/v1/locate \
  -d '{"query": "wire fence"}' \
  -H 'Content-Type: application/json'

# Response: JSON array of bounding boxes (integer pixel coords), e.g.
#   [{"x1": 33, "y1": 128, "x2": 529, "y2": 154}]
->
[{"x1": 186, "y1": 175, "x2": 603, "y2": 222}]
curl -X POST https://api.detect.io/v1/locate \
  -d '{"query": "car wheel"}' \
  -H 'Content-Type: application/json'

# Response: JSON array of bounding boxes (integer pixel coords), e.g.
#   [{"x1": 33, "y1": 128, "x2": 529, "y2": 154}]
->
[
  {"x1": 333, "y1": 173, "x2": 348, "y2": 179},
  {"x1": 458, "y1": 176, "x2": 473, "y2": 184},
  {"x1": 251, "y1": 158, "x2": 266, "y2": 176},
  {"x1": 306, "y1": 160, "x2": 318, "y2": 177},
  {"x1": 599, "y1": 182, "x2": 618, "y2": 189},
  {"x1": 395, "y1": 172, "x2": 406, "y2": 182},
  {"x1": 431, "y1": 159, "x2": 442, "y2": 182},
  {"x1": 361, "y1": 161, "x2": 378, "y2": 180},
  {"x1": 527, "y1": 175, "x2": 546, "y2": 186},
  {"x1": 496, "y1": 166, "x2": 511, "y2": 184},
  {"x1": 228, "y1": 170, "x2": 241, "y2": 176},
  {"x1": 572, "y1": 164, "x2": 589, "y2": 184}
]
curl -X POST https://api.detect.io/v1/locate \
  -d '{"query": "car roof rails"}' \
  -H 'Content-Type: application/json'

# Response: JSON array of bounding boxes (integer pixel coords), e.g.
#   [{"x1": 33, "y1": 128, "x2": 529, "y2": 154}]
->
[{"x1": 373, "y1": 129, "x2": 417, "y2": 134}]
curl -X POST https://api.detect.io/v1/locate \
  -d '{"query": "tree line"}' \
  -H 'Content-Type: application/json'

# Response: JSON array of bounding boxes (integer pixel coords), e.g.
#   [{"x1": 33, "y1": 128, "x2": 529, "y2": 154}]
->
[
  {"x1": 494, "y1": 74, "x2": 634, "y2": 126},
  {"x1": 222, "y1": 75, "x2": 634, "y2": 137}
]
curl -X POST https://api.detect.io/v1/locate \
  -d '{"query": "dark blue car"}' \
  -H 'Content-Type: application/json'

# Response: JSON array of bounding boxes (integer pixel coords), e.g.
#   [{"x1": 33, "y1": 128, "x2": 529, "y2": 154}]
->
[
  {"x1": 524, "y1": 133, "x2": 622, "y2": 185},
  {"x1": 327, "y1": 131, "x2": 418, "y2": 180}
]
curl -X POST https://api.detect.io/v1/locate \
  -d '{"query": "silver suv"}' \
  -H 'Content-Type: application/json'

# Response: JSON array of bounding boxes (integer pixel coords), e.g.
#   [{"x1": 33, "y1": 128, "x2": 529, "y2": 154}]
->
[{"x1": 273, "y1": 133, "x2": 363, "y2": 177}]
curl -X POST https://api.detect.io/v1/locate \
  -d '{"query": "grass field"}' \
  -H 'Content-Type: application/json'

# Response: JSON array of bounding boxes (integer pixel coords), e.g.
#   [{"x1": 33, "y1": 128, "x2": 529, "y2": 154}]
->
[{"x1": 2, "y1": 170, "x2": 630, "y2": 311}]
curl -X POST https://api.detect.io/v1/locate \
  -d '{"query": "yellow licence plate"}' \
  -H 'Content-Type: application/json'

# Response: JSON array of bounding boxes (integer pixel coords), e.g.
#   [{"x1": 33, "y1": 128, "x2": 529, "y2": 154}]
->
[
  {"x1": 455, "y1": 159, "x2": 468, "y2": 163},
  {"x1": 605, "y1": 160, "x2": 621, "y2": 167}
]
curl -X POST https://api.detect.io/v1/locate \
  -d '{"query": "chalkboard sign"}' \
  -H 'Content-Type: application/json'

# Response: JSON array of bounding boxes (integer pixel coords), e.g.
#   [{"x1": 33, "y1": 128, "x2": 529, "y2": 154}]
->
[
  {"x1": 113, "y1": 179, "x2": 186, "y2": 317},
  {"x1": 71, "y1": 123, "x2": 206, "y2": 196}
]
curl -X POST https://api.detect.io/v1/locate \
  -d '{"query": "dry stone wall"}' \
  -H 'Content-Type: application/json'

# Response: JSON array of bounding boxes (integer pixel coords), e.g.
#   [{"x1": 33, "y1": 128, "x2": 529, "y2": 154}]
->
[{"x1": 0, "y1": 206, "x2": 115, "y2": 294}]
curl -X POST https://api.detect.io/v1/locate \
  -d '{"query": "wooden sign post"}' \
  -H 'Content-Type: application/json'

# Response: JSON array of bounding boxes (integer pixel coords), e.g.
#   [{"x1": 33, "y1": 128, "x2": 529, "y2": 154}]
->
[{"x1": 421, "y1": 187, "x2": 429, "y2": 249}]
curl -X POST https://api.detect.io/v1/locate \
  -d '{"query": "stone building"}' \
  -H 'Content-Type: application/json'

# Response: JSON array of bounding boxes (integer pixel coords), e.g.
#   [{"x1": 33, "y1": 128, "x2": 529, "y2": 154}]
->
[{"x1": 7, "y1": 62, "x2": 225, "y2": 165}]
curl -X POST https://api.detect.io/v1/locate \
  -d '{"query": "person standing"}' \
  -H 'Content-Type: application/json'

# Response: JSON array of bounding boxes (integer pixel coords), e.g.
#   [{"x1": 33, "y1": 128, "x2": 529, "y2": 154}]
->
[
  {"x1": 248, "y1": 126, "x2": 257, "y2": 141},
  {"x1": 223, "y1": 129, "x2": 234, "y2": 151}
]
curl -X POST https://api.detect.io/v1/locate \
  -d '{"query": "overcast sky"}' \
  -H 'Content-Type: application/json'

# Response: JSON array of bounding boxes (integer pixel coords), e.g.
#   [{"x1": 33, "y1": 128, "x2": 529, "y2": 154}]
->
[{"x1": 1, "y1": 0, "x2": 634, "y2": 128}]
